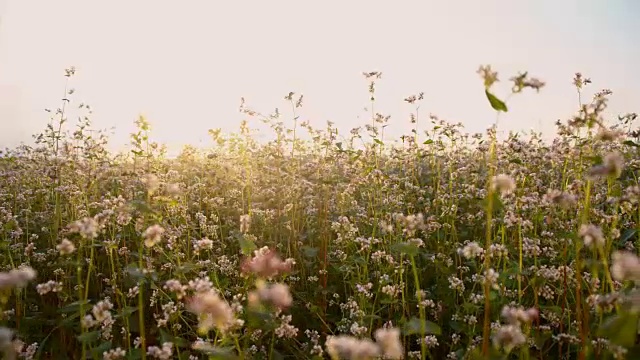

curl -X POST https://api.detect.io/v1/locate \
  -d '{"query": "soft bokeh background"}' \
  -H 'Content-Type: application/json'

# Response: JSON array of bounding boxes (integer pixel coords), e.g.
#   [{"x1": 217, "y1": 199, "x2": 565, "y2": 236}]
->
[{"x1": 1, "y1": 0, "x2": 639, "y2": 155}]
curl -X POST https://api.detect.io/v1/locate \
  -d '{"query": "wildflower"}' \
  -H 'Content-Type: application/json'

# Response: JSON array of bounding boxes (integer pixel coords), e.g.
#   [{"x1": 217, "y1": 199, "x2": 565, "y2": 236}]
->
[
  {"x1": 325, "y1": 335, "x2": 381, "y2": 360},
  {"x1": 192, "y1": 339, "x2": 215, "y2": 353},
  {"x1": 56, "y1": 238, "x2": 76, "y2": 255},
  {"x1": 573, "y1": 72, "x2": 591, "y2": 89},
  {"x1": 147, "y1": 342, "x2": 173, "y2": 360},
  {"x1": 248, "y1": 282, "x2": 293, "y2": 310},
  {"x1": 142, "y1": 225, "x2": 165, "y2": 248},
  {"x1": 500, "y1": 306, "x2": 538, "y2": 326},
  {"x1": 543, "y1": 189, "x2": 577, "y2": 209},
  {"x1": 163, "y1": 280, "x2": 187, "y2": 299},
  {"x1": 142, "y1": 174, "x2": 160, "y2": 193},
  {"x1": 275, "y1": 314, "x2": 299, "y2": 339},
  {"x1": 493, "y1": 324, "x2": 526, "y2": 352},
  {"x1": 374, "y1": 327, "x2": 404, "y2": 359},
  {"x1": 36, "y1": 280, "x2": 62, "y2": 295},
  {"x1": 165, "y1": 183, "x2": 181, "y2": 196},
  {"x1": 484, "y1": 268, "x2": 500, "y2": 290},
  {"x1": 68, "y1": 217, "x2": 99, "y2": 239},
  {"x1": 193, "y1": 238, "x2": 214, "y2": 254},
  {"x1": 103, "y1": 347, "x2": 126, "y2": 360},
  {"x1": 611, "y1": 251, "x2": 640, "y2": 282},
  {"x1": 420, "y1": 335, "x2": 439, "y2": 348},
  {"x1": 587, "y1": 152, "x2": 624, "y2": 179},
  {"x1": 579, "y1": 224, "x2": 605, "y2": 248},
  {"x1": 510, "y1": 72, "x2": 545, "y2": 93},
  {"x1": 241, "y1": 247, "x2": 292, "y2": 278},
  {"x1": 92, "y1": 299, "x2": 114, "y2": 323},
  {"x1": 477, "y1": 65, "x2": 499, "y2": 89},
  {"x1": 186, "y1": 289, "x2": 235, "y2": 334},
  {"x1": 240, "y1": 214, "x2": 251, "y2": 234},
  {"x1": 492, "y1": 174, "x2": 516, "y2": 196},
  {"x1": 596, "y1": 127, "x2": 624, "y2": 142},
  {"x1": 82, "y1": 315, "x2": 97, "y2": 329},
  {"x1": 457, "y1": 242, "x2": 484, "y2": 259},
  {"x1": 0, "y1": 266, "x2": 36, "y2": 290},
  {"x1": 188, "y1": 277, "x2": 214, "y2": 293}
]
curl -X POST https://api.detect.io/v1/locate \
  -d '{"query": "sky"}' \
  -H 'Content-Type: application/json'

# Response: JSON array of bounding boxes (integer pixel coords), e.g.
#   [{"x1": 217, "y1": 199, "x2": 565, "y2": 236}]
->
[{"x1": 1, "y1": 0, "x2": 639, "y2": 155}]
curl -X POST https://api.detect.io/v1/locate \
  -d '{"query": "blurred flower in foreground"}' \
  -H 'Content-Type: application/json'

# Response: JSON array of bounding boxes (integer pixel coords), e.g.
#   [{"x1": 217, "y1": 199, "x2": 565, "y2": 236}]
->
[
  {"x1": 186, "y1": 289, "x2": 235, "y2": 334},
  {"x1": 325, "y1": 335, "x2": 381, "y2": 360},
  {"x1": 493, "y1": 306, "x2": 537, "y2": 352},
  {"x1": 579, "y1": 224, "x2": 605, "y2": 248},
  {"x1": 324, "y1": 327, "x2": 404, "y2": 360},
  {"x1": 56, "y1": 238, "x2": 76, "y2": 255},
  {"x1": 374, "y1": 327, "x2": 404, "y2": 359},
  {"x1": 611, "y1": 251, "x2": 640, "y2": 283},
  {"x1": 143, "y1": 224, "x2": 165, "y2": 248},
  {"x1": 248, "y1": 281, "x2": 293, "y2": 311},
  {"x1": 0, "y1": 266, "x2": 36, "y2": 290},
  {"x1": 587, "y1": 152, "x2": 624, "y2": 180},
  {"x1": 241, "y1": 247, "x2": 293, "y2": 279},
  {"x1": 492, "y1": 174, "x2": 516, "y2": 196}
]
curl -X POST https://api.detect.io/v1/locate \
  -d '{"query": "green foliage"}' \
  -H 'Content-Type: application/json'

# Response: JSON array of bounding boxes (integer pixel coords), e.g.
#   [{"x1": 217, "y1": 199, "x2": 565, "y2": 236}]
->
[{"x1": 485, "y1": 90, "x2": 509, "y2": 112}]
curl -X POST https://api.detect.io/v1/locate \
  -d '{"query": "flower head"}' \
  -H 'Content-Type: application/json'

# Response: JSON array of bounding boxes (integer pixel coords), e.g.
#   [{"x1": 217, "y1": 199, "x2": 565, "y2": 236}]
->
[
  {"x1": 241, "y1": 247, "x2": 292, "y2": 279},
  {"x1": 143, "y1": 225, "x2": 165, "y2": 248},
  {"x1": 186, "y1": 289, "x2": 235, "y2": 334},
  {"x1": 492, "y1": 174, "x2": 516, "y2": 196}
]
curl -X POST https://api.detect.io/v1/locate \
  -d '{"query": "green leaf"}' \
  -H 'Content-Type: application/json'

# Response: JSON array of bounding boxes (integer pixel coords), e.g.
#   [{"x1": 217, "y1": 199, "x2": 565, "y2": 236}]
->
[
  {"x1": 174, "y1": 262, "x2": 200, "y2": 275},
  {"x1": 76, "y1": 330, "x2": 101, "y2": 344},
  {"x1": 126, "y1": 348, "x2": 143, "y2": 360},
  {"x1": 129, "y1": 200, "x2": 155, "y2": 215},
  {"x1": 390, "y1": 241, "x2": 420, "y2": 257},
  {"x1": 271, "y1": 349, "x2": 285, "y2": 360},
  {"x1": 449, "y1": 320, "x2": 463, "y2": 332},
  {"x1": 530, "y1": 276, "x2": 546, "y2": 287},
  {"x1": 238, "y1": 235, "x2": 257, "y2": 256},
  {"x1": 58, "y1": 300, "x2": 90, "y2": 314},
  {"x1": 533, "y1": 331, "x2": 553, "y2": 349},
  {"x1": 620, "y1": 229, "x2": 638, "y2": 244},
  {"x1": 585, "y1": 155, "x2": 603, "y2": 164},
  {"x1": 159, "y1": 330, "x2": 189, "y2": 348},
  {"x1": 90, "y1": 342, "x2": 112, "y2": 359},
  {"x1": 301, "y1": 246, "x2": 319, "y2": 258},
  {"x1": 423, "y1": 139, "x2": 434, "y2": 145},
  {"x1": 374, "y1": 139, "x2": 384, "y2": 146},
  {"x1": 247, "y1": 308, "x2": 275, "y2": 330},
  {"x1": 403, "y1": 317, "x2": 442, "y2": 335},
  {"x1": 486, "y1": 191, "x2": 504, "y2": 214},
  {"x1": 117, "y1": 306, "x2": 138, "y2": 317},
  {"x1": 485, "y1": 90, "x2": 508, "y2": 112},
  {"x1": 598, "y1": 312, "x2": 639, "y2": 348},
  {"x1": 60, "y1": 312, "x2": 82, "y2": 327},
  {"x1": 125, "y1": 264, "x2": 146, "y2": 281},
  {"x1": 363, "y1": 314, "x2": 382, "y2": 322},
  {"x1": 623, "y1": 140, "x2": 640, "y2": 147}
]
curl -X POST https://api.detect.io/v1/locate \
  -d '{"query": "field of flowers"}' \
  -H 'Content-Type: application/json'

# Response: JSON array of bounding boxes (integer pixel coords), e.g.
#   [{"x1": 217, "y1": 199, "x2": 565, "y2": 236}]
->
[{"x1": 0, "y1": 66, "x2": 639, "y2": 360}]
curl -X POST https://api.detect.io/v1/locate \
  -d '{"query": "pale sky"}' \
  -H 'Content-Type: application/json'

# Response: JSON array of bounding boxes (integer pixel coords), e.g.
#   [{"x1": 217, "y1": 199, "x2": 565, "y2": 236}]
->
[{"x1": 1, "y1": 0, "x2": 639, "y2": 155}]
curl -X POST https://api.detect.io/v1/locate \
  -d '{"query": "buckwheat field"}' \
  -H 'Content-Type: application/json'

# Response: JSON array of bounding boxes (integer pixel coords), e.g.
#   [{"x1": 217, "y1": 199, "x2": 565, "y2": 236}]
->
[{"x1": 0, "y1": 66, "x2": 639, "y2": 360}]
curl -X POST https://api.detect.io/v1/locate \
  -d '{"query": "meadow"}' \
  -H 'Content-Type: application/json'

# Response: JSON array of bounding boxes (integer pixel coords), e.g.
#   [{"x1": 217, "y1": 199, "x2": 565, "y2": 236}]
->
[{"x1": 0, "y1": 65, "x2": 639, "y2": 360}]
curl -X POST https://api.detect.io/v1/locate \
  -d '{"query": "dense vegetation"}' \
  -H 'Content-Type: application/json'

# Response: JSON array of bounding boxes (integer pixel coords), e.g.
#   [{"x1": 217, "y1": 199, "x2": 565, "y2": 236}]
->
[{"x1": 0, "y1": 66, "x2": 639, "y2": 359}]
